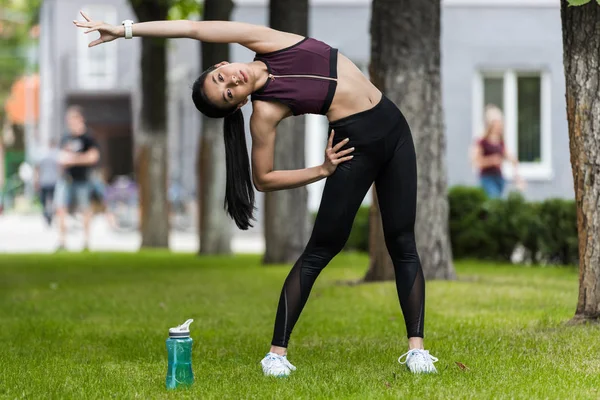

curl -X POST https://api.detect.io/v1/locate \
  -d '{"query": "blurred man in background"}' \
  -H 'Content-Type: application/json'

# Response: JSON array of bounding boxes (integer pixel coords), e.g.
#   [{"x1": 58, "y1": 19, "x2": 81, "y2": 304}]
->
[{"x1": 55, "y1": 105, "x2": 99, "y2": 251}]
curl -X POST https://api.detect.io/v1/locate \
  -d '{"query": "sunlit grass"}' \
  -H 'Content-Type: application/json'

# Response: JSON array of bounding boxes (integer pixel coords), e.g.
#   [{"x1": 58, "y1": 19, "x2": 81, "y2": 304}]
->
[{"x1": 0, "y1": 252, "x2": 597, "y2": 399}]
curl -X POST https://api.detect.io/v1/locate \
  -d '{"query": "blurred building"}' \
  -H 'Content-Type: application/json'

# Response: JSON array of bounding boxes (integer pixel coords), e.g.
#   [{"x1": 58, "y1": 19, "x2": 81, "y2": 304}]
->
[
  {"x1": 37, "y1": 0, "x2": 571, "y2": 233},
  {"x1": 38, "y1": 0, "x2": 201, "y2": 191}
]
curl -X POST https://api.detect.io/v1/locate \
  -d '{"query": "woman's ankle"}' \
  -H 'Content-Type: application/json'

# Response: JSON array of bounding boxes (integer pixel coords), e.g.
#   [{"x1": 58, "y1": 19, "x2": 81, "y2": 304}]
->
[
  {"x1": 408, "y1": 337, "x2": 424, "y2": 350},
  {"x1": 270, "y1": 345, "x2": 287, "y2": 356}
]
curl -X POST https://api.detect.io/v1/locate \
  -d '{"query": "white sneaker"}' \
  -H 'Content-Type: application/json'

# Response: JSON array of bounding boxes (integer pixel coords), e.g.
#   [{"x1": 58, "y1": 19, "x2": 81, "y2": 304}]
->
[
  {"x1": 398, "y1": 349, "x2": 439, "y2": 374},
  {"x1": 260, "y1": 352, "x2": 296, "y2": 377}
]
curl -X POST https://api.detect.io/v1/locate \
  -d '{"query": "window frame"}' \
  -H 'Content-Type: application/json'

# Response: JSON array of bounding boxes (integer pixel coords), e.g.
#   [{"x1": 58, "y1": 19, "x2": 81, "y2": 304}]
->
[{"x1": 472, "y1": 69, "x2": 553, "y2": 181}]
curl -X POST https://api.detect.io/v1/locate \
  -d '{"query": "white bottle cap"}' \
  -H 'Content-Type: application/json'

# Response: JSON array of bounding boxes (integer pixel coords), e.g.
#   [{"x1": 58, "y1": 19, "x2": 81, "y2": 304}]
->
[{"x1": 169, "y1": 319, "x2": 194, "y2": 338}]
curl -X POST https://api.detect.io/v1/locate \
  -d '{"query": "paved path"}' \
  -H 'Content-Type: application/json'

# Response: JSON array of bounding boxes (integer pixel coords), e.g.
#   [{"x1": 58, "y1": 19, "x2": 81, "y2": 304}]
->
[{"x1": 0, "y1": 214, "x2": 265, "y2": 254}]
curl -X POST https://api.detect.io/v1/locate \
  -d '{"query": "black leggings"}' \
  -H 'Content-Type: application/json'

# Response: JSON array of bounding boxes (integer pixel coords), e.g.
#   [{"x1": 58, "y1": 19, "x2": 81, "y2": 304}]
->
[{"x1": 271, "y1": 95, "x2": 425, "y2": 348}]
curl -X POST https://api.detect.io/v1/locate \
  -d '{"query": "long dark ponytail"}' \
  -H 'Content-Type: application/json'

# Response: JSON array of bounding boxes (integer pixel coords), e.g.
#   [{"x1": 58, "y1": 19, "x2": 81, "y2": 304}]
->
[
  {"x1": 223, "y1": 109, "x2": 255, "y2": 230},
  {"x1": 192, "y1": 67, "x2": 256, "y2": 230}
]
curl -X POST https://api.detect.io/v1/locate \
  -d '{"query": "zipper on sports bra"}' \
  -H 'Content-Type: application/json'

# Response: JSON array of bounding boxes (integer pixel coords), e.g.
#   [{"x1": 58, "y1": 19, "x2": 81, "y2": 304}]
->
[{"x1": 268, "y1": 73, "x2": 337, "y2": 82}]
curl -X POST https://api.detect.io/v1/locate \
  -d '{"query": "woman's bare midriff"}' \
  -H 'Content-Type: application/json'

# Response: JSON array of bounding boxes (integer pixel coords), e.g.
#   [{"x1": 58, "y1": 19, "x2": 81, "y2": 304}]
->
[{"x1": 326, "y1": 52, "x2": 383, "y2": 122}]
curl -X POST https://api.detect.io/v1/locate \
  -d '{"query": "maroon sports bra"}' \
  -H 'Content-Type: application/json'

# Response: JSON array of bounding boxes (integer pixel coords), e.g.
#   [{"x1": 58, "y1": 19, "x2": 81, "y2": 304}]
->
[{"x1": 251, "y1": 37, "x2": 339, "y2": 116}]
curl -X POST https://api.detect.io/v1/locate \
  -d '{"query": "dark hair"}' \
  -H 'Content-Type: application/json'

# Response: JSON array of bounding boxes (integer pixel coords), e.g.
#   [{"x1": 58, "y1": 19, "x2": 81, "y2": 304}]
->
[{"x1": 192, "y1": 66, "x2": 256, "y2": 230}]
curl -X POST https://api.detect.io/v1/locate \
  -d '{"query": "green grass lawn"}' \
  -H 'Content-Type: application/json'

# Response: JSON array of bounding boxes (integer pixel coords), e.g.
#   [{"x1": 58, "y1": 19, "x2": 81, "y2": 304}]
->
[{"x1": 0, "y1": 252, "x2": 598, "y2": 399}]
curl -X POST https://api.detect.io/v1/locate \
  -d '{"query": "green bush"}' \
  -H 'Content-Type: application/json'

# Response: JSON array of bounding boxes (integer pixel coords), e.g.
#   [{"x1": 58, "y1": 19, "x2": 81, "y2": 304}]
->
[
  {"x1": 480, "y1": 192, "x2": 532, "y2": 261},
  {"x1": 519, "y1": 201, "x2": 545, "y2": 264},
  {"x1": 311, "y1": 186, "x2": 579, "y2": 266},
  {"x1": 447, "y1": 186, "x2": 578, "y2": 266},
  {"x1": 447, "y1": 186, "x2": 493, "y2": 259},
  {"x1": 537, "y1": 199, "x2": 579, "y2": 265}
]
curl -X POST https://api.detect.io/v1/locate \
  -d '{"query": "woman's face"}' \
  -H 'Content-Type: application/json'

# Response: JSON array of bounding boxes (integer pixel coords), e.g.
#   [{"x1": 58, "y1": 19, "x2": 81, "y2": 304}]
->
[
  {"x1": 202, "y1": 62, "x2": 254, "y2": 110},
  {"x1": 488, "y1": 119, "x2": 504, "y2": 139}
]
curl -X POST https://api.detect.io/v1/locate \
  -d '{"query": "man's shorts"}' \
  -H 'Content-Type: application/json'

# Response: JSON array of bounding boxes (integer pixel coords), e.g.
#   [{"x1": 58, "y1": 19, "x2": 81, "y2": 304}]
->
[{"x1": 54, "y1": 178, "x2": 92, "y2": 210}]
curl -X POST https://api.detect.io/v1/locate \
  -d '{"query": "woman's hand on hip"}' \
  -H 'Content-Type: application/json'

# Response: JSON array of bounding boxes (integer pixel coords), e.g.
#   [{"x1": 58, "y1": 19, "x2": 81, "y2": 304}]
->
[
  {"x1": 321, "y1": 130, "x2": 354, "y2": 177},
  {"x1": 73, "y1": 11, "x2": 121, "y2": 47}
]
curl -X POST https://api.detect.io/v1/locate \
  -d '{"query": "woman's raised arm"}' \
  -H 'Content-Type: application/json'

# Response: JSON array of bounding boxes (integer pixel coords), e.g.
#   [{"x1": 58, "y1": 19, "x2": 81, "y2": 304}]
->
[{"x1": 73, "y1": 11, "x2": 302, "y2": 54}]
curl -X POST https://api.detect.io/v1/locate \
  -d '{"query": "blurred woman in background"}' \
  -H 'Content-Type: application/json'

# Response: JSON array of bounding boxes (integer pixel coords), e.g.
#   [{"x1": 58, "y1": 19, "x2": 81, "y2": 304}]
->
[{"x1": 472, "y1": 104, "x2": 524, "y2": 198}]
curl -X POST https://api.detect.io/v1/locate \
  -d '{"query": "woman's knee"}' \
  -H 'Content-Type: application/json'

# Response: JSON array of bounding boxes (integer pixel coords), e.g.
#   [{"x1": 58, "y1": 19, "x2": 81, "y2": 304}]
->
[
  {"x1": 311, "y1": 233, "x2": 348, "y2": 259},
  {"x1": 385, "y1": 231, "x2": 418, "y2": 258},
  {"x1": 300, "y1": 242, "x2": 344, "y2": 277}
]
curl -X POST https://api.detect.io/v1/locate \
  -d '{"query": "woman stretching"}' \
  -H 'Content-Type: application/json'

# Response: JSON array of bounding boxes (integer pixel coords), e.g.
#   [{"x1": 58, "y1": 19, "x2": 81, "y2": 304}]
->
[{"x1": 74, "y1": 12, "x2": 439, "y2": 375}]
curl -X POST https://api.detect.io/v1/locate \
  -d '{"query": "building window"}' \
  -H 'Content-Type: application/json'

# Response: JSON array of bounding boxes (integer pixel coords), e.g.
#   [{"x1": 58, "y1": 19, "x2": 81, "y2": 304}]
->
[
  {"x1": 77, "y1": 5, "x2": 117, "y2": 89},
  {"x1": 516, "y1": 75, "x2": 541, "y2": 163},
  {"x1": 473, "y1": 70, "x2": 552, "y2": 180}
]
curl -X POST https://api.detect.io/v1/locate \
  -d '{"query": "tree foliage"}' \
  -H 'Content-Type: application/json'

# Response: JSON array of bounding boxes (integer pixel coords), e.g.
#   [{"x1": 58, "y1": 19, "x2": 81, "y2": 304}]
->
[
  {"x1": 0, "y1": 0, "x2": 41, "y2": 123},
  {"x1": 168, "y1": 0, "x2": 202, "y2": 20},
  {"x1": 566, "y1": 0, "x2": 600, "y2": 6}
]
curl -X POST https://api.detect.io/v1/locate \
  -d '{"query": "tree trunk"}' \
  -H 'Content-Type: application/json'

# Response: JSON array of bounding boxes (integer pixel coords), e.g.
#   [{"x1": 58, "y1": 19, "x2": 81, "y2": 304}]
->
[
  {"x1": 560, "y1": 1, "x2": 600, "y2": 323},
  {"x1": 263, "y1": 0, "x2": 309, "y2": 264},
  {"x1": 197, "y1": 0, "x2": 234, "y2": 255},
  {"x1": 365, "y1": 0, "x2": 455, "y2": 281},
  {"x1": 131, "y1": 0, "x2": 170, "y2": 248}
]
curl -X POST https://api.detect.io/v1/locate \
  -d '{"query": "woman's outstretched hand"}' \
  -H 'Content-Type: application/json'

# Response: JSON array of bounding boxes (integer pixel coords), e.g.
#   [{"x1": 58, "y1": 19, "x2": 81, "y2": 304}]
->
[
  {"x1": 73, "y1": 11, "x2": 121, "y2": 47},
  {"x1": 321, "y1": 130, "x2": 355, "y2": 177}
]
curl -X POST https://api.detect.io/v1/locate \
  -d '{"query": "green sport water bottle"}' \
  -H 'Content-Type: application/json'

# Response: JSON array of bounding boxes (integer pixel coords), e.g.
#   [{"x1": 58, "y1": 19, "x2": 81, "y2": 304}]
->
[{"x1": 166, "y1": 319, "x2": 194, "y2": 390}]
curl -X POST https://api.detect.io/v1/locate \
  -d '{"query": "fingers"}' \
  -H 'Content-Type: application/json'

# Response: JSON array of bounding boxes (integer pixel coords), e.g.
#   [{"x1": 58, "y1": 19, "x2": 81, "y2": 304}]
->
[
  {"x1": 330, "y1": 154, "x2": 354, "y2": 165},
  {"x1": 326, "y1": 146, "x2": 355, "y2": 165},
  {"x1": 337, "y1": 147, "x2": 355, "y2": 157},
  {"x1": 80, "y1": 10, "x2": 92, "y2": 21},
  {"x1": 335, "y1": 155, "x2": 354, "y2": 164},
  {"x1": 324, "y1": 129, "x2": 354, "y2": 168},
  {"x1": 332, "y1": 137, "x2": 349, "y2": 152},
  {"x1": 84, "y1": 27, "x2": 98, "y2": 34},
  {"x1": 73, "y1": 20, "x2": 94, "y2": 31}
]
